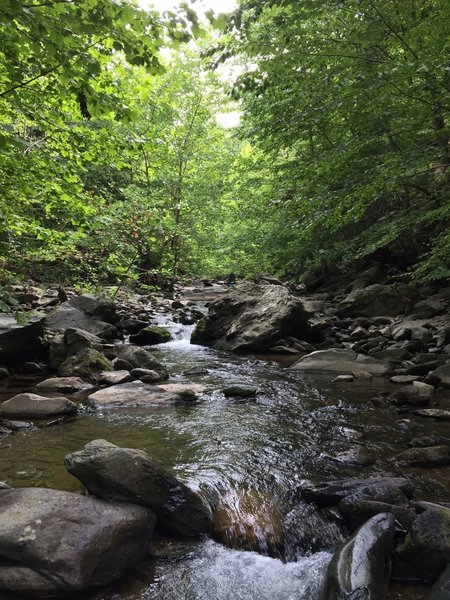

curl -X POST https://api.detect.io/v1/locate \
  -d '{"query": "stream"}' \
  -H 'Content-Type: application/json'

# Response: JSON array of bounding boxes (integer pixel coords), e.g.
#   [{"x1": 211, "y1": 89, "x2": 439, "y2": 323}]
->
[{"x1": 0, "y1": 315, "x2": 449, "y2": 600}]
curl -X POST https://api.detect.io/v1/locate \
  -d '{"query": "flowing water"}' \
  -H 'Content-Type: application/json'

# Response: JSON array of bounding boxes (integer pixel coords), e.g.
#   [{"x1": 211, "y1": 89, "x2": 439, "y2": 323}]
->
[{"x1": 0, "y1": 317, "x2": 449, "y2": 600}]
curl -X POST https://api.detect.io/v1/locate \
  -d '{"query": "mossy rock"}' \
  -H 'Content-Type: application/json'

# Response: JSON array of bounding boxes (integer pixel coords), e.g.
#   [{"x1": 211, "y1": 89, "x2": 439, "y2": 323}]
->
[
  {"x1": 58, "y1": 348, "x2": 113, "y2": 378},
  {"x1": 129, "y1": 326, "x2": 172, "y2": 345},
  {"x1": 393, "y1": 504, "x2": 450, "y2": 583}
]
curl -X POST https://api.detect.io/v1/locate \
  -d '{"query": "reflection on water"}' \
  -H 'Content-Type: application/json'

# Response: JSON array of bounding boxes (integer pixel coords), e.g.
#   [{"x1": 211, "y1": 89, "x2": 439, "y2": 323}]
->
[{"x1": 0, "y1": 334, "x2": 448, "y2": 599}]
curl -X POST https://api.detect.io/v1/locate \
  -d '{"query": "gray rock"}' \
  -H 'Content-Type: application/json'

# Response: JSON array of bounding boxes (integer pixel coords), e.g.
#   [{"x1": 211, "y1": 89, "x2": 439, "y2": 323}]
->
[
  {"x1": 191, "y1": 282, "x2": 310, "y2": 353},
  {"x1": 390, "y1": 383, "x2": 433, "y2": 407},
  {"x1": 36, "y1": 377, "x2": 94, "y2": 393},
  {"x1": 393, "y1": 503, "x2": 450, "y2": 582},
  {"x1": 0, "y1": 365, "x2": 9, "y2": 379},
  {"x1": 130, "y1": 368, "x2": 163, "y2": 383},
  {"x1": 97, "y1": 370, "x2": 130, "y2": 385},
  {"x1": 87, "y1": 381, "x2": 187, "y2": 410},
  {"x1": 428, "y1": 563, "x2": 450, "y2": 600},
  {"x1": 396, "y1": 446, "x2": 450, "y2": 468},
  {"x1": 45, "y1": 304, "x2": 116, "y2": 339},
  {"x1": 336, "y1": 283, "x2": 419, "y2": 318},
  {"x1": 290, "y1": 349, "x2": 390, "y2": 376},
  {"x1": 116, "y1": 346, "x2": 168, "y2": 378},
  {"x1": 0, "y1": 487, "x2": 155, "y2": 596},
  {"x1": 20, "y1": 361, "x2": 47, "y2": 374},
  {"x1": 411, "y1": 297, "x2": 447, "y2": 318},
  {"x1": 338, "y1": 500, "x2": 415, "y2": 532},
  {"x1": 324, "y1": 513, "x2": 395, "y2": 599},
  {"x1": 0, "y1": 314, "x2": 45, "y2": 365},
  {"x1": 0, "y1": 393, "x2": 77, "y2": 418},
  {"x1": 371, "y1": 347, "x2": 412, "y2": 361},
  {"x1": 64, "y1": 439, "x2": 212, "y2": 537},
  {"x1": 68, "y1": 294, "x2": 116, "y2": 319},
  {"x1": 298, "y1": 477, "x2": 414, "y2": 508},
  {"x1": 331, "y1": 374, "x2": 355, "y2": 383},
  {"x1": 426, "y1": 364, "x2": 450, "y2": 388}
]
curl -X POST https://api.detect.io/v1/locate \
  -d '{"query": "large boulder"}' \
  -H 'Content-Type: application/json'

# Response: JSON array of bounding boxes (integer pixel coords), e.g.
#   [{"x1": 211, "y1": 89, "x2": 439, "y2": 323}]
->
[
  {"x1": 429, "y1": 563, "x2": 450, "y2": 600},
  {"x1": 129, "y1": 325, "x2": 172, "y2": 345},
  {"x1": 191, "y1": 282, "x2": 310, "y2": 353},
  {"x1": 336, "y1": 283, "x2": 419, "y2": 318},
  {"x1": 58, "y1": 348, "x2": 113, "y2": 378},
  {"x1": 393, "y1": 503, "x2": 450, "y2": 582},
  {"x1": 0, "y1": 487, "x2": 155, "y2": 597},
  {"x1": 427, "y1": 363, "x2": 450, "y2": 388},
  {"x1": 0, "y1": 314, "x2": 46, "y2": 365},
  {"x1": 290, "y1": 349, "x2": 390, "y2": 376},
  {"x1": 324, "y1": 513, "x2": 395, "y2": 599},
  {"x1": 0, "y1": 393, "x2": 77, "y2": 418},
  {"x1": 45, "y1": 302, "x2": 116, "y2": 340},
  {"x1": 64, "y1": 439, "x2": 212, "y2": 537}
]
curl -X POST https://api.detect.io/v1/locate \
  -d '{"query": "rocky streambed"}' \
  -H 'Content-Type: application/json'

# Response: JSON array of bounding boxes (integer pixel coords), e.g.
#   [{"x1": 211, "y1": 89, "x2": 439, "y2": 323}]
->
[{"x1": 0, "y1": 278, "x2": 449, "y2": 599}]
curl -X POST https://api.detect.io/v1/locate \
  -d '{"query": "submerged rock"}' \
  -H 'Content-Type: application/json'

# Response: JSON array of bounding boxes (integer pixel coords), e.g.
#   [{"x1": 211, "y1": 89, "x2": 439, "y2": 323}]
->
[
  {"x1": 65, "y1": 439, "x2": 212, "y2": 537},
  {"x1": 222, "y1": 385, "x2": 258, "y2": 398},
  {"x1": 212, "y1": 489, "x2": 283, "y2": 556},
  {"x1": 396, "y1": 446, "x2": 450, "y2": 468},
  {"x1": 0, "y1": 487, "x2": 155, "y2": 597},
  {"x1": 290, "y1": 349, "x2": 390, "y2": 376},
  {"x1": 324, "y1": 513, "x2": 395, "y2": 599},
  {"x1": 191, "y1": 282, "x2": 310, "y2": 353},
  {"x1": 0, "y1": 393, "x2": 77, "y2": 418}
]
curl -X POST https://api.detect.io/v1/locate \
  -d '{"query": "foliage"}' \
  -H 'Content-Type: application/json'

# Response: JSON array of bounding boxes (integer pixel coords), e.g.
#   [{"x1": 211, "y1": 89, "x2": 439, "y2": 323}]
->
[{"x1": 217, "y1": 0, "x2": 450, "y2": 280}]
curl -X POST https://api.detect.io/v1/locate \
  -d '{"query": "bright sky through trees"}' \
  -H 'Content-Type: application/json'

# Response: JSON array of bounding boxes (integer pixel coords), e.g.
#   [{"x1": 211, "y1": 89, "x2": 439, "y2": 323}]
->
[{"x1": 142, "y1": 0, "x2": 237, "y2": 14}]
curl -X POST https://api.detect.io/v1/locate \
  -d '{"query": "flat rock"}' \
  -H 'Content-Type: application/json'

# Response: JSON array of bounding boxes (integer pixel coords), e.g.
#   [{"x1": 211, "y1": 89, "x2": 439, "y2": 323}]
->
[
  {"x1": 36, "y1": 377, "x2": 94, "y2": 393},
  {"x1": 290, "y1": 349, "x2": 390, "y2": 375},
  {"x1": 64, "y1": 439, "x2": 212, "y2": 537},
  {"x1": 0, "y1": 393, "x2": 77, "y2": 418},
  {"x1": 413, "y1": 409, "x2": 450, "y2": 421},
  {"x1": 0, "y1": 487, "x2": 155, "y2": 596},
  {"x1": 390, "y1": 375, "x2": 420, "y2": 384},
  {"x1": 87, "y1": 381, "x2": 187, "y2": 409}
]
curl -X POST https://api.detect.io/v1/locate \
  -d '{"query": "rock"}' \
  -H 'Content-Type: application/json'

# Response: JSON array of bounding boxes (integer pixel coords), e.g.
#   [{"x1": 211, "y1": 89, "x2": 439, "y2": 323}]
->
[
  {"x1": 283, "y1": 503, "x2": 345, "y2": 560},
  {"x1": 324, "y1": 513, "x2": 395, "y2": 599},
  {"x1": 330, "y1": 448, "x2": 374, "y2": 467},
  {"x1": 130, "y1": 368, "x2": 163, "y2": 383},
  {"x1": 336, "y1": 283, "x2": 419, "y2": 318},
  {"x1": 191, "y1": 282, "x2": 310, "y2": 353},
  {"x1": 392, "y1": 320, "x2": 435, "y2": 344},
  {"x1": 97, "y1": 370, "x2": 130, "y2": 385},
  {"x1": 413, "y1": 409, "x2": 450, "y2": 421},
  {"x1": 338, "y1": 500, "x2": 415, "y2": 532},
  {"x1": 0, "y1": 365, "x2": 9, "y2": 379},
  {"x1": 390, "y1": 375, "x2": 420, "y2": 384},
  {"x1": 298, "y1": 477, "x2": 414, "y2": 508},
  {"x1": 393, "y1": 503, "x2": 450, "y2": 582},
  {"x1": 0, "y1": 393, "x2": 77, "y2": 418},
  {"x1": 371, "y1": 347, "x2": 412, "y2": 361},
  {"x1": 68, "y1": 294, "x2": 116, "y2": 320},
  {"x1": 428, "y1": 563, "x2": 450, "y2": 600},
  {"x1": 0, "y1": 314, "x2": 45, "y2": 365},
  {"x1": 129, "y1": 325, "x2": 172, "y2": 345},
  {"x1": 19, "y1": 361, "x2": 47, "y2": 374},
  {"x1": 0, "y1": 487, "x2": 155, "y2": 596},
  {"x1": 390, "y1": 382, "x2": 433, "y2": 407},
  {"x1": 352, "y1": 370, "x2": 373, "y2": 381},
  {"x1": 408, "y1": 435, "x2": 442, "y2": 448},
  {"x1": 116, "y1": 346, "x2": 168, "y2": 378},
  {"x1": 396, "y1": 446, "x2": 450, "y2": 468},
  {"x1": 86, "y1": 381, "x2": 188, "y2": 410},
  {"x1": 426, "y1": 364, "x2": 450, "y2": 388},
  {"x1": 116, "y1": 318, "x2": 149, "y2": 334},
  {"x1": 36, "y1": 377, "x2": 94, "y2": 393},
  {"x1": 331, "y1": 374, "x2": 355, "y2": 383},
  {"x1": 290, "y1": 349, "x2": 390, "y2": 376},
  {"x1": 44, "y1": 303, "x2": 116, "y2": 340},
  {"x1": 222, "y1": 385, "x2": 258, "y2": 398},
  {"x1": 0, "y1": 418, "x2": 34, "y2": 431},
  {"x1": 64, "y1": 439, "x2": 212, "y2": 537},
  {"x1": 411, "y1": 297, "x2": 447, "y2": 318},
  {"x1": 58, "y1": 348, "x2": 113, "y2": 378},
  {"x1": 212, "y1": 489, "x2": 283, "y2": 555}
]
